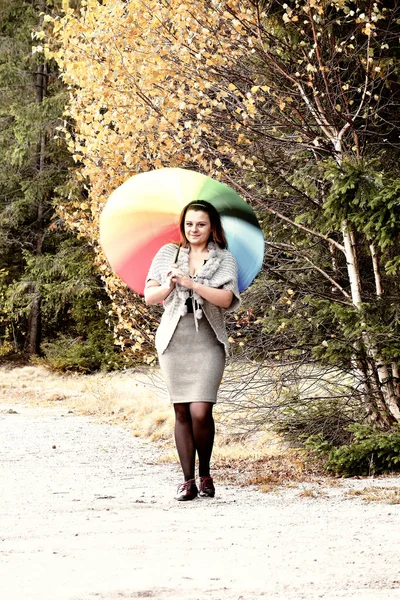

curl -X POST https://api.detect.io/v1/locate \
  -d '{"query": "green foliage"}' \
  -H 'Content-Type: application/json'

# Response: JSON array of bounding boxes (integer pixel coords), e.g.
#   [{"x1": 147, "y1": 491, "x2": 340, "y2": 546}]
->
[
  {"x1": 305, "y1": 424, "x2": 400, "y2": 477},
  {"x1": 39, "y1": 330, "x2": 125, "y2": 373},
  {"x1": 325, "y1": 424, "x2": 400, "y2": 477},
  {"x1": 0, "y1": 0, "x2": 71, "y2": 352},
  {"x1": 273, "y1": 389, "x2": 357, "y2": 447},
  {"x1": 386, "y1": 257, "x2": 400, "y2": 277},
  {"x1": 5, "y1": 239, "x2": 98, "y2": 321},
  {"x1": 323, "y1": 159, "x2": 381, "y2": 230},
  {"x1": 324, "y1": 159, "x2": 400, "y2": 254},
  {"x1": 0, "y1": 0, "x2": 121, "y2": 368},
  {"x1": 304, "y1": 433, "x2": 334, "y2": 456},
  {"x1": 3, "y1": 238, "x2": 125, "y2": 371}
]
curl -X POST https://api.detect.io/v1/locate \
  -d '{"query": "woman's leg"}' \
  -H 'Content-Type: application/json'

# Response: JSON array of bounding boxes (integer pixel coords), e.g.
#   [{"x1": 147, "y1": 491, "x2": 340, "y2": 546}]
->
[
  {"x1": 189, "y1": 402, "x2": 215, "y2": 478},
  {"x1": 173, "y1": 403, "x2": 196, "y2": 481}
]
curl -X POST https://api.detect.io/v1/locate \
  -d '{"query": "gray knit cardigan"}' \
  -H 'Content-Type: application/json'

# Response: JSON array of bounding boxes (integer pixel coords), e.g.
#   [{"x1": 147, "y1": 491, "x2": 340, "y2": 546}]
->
[{"x1": 146, "y1": 242, "x2": 240, "y2": 356}]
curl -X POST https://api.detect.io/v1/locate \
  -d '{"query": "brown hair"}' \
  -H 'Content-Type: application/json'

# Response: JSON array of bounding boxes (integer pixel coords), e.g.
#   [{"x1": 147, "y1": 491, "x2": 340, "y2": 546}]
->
[{"x1": 179, "y1": 200, "x2": 228, "y2": 249}]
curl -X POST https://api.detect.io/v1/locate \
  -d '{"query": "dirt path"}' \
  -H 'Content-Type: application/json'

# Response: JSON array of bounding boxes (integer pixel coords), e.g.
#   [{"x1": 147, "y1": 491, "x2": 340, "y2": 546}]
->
[{"x1": 1, "y1": 403, "x2": 400, "y2": 600}]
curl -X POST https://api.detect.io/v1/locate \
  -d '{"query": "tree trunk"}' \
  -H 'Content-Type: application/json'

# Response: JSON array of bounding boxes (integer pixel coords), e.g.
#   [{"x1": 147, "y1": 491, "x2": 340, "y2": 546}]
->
[
  {"x1": 341, "y1": 222, "x2": 400, "y2": 423},
  {"x1": 393, "y1": 363, "x2": 400, "y2": 396},
  {"x1": 370, "y1": 243, "x2": 383, "y2": 297},
  {"x1": 24, "y1": 296, "x2": 42, "y2": 355},
  {"x1": 332, "y1": 113, "x2": 400, "y2": 422},
  {"x1": 341, "y1": 221, "x2": 362, "y2": 308},
  {"x1": 356, "y1": 357, "x2": 394, "y2": 427},
  {"x1": 366, "y1": 244, "x2": 400, "y2": 420},
  {"x1": 25, "y1": 61, "x2": 47, "y2": 356}
]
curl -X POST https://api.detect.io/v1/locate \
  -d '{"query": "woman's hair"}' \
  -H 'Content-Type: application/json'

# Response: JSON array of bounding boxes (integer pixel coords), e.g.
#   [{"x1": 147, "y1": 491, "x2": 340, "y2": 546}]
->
[{"x1": 179, "y1": 200, "x2": 228, "y2": 249}]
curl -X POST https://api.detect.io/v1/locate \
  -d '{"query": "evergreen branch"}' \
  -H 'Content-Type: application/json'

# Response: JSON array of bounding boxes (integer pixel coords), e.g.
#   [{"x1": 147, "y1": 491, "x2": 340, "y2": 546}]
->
[
  {"x1": 264, "y1": 241, "x2": 352, "y2": 303},
  {"x1": 262, "y1": 201, "x2": 345, "y2": 253}
]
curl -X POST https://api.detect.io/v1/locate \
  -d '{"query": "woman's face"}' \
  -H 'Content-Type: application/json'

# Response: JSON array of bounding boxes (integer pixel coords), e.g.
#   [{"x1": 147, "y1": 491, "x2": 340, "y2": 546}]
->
[{"x1": 184, "y1": 209, "x2": 211, "y2": 247}]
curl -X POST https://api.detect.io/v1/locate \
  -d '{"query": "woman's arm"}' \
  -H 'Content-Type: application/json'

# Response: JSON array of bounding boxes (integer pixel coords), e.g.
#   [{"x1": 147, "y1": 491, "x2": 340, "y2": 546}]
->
[
  {"x1": 144, "y1": 280, "x2": 174, "y2": 305},
  {"x1": 170, "y1": 269, "x2": 233, "y2": 309},
  {"x1": 192, "y1": 281, "x2": 233, "y2": 309}
]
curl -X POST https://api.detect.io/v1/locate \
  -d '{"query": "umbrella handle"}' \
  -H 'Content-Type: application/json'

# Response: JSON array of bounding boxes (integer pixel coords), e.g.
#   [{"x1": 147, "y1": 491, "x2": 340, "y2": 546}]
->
[
  {"x1": 161, "y1": 244, "x2": 181, "y2": 290},
  {"x1": 173, "y1": 243, "x2": 181, "y2": 265}
]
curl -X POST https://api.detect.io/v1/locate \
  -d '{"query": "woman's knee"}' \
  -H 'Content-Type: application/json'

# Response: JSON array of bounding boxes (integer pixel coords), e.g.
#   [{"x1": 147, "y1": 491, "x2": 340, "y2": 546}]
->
[
  {"x1": 174, "y1": 403, "x2": 192, "y2": 424},
  {"x1": 190, "y1": 402, "x2": 214, "y2": 425}
]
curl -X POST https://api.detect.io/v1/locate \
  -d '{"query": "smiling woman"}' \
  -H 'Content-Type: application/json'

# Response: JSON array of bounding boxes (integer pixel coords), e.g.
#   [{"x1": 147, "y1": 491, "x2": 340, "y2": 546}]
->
[
  {"x1": 184, "y1": 210, "x2": 211, "y2": 248},
  {"x1": 144, "y1": 200, "x2": 240, "y2": 501},
  {"x1": 99, "y1": 168, "x2": 264, "y2": 298}
]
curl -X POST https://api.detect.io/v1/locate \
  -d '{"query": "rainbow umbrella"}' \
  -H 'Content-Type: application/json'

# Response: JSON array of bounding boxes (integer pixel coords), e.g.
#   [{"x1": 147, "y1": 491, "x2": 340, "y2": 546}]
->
[{"x1": 99, "y1": 168, "x2": 264, "y2": 295}]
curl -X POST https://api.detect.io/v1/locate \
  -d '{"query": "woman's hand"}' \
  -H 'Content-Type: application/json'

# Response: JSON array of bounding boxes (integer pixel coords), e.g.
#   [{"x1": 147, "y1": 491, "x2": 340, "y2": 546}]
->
[
  {"x1": 168, "y1": 267, "x2": 195, "y2": 290},
  {"x1": 145, "y1": 266, "x2": 233, "y2": 309},
  {"x1": 144, "y1": 263, "x2": 179, "y2": 304},
  {"x1": 170, "y1": 267, "x2": 233, "y2": 308}
]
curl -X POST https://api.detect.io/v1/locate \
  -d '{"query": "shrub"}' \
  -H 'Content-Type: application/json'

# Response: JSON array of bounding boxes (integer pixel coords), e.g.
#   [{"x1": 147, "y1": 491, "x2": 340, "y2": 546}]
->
[
  {"x1": 273, "y1": 388, "x2": 357, "y2": 447},
  {"x1": 39, "y1": 331, "x2": 126, "y2": 373},
  {"x1": 0, "y1": 340, "x2": 14, "y2": 357},
  {"x1": 325, "y1": 424, "x2": 400, "y2": 477}
]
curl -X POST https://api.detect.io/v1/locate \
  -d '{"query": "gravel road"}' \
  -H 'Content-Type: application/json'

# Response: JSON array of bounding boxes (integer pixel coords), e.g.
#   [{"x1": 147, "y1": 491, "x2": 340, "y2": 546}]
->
[{"x1": 1, "y1": 403, "x2": 400, "y2": 600}]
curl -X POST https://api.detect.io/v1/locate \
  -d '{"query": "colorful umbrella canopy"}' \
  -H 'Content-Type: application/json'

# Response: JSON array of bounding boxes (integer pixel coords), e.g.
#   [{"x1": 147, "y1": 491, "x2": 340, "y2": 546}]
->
[{"x1": 99, "y1": 168, "x2": 264, "y2": 295}]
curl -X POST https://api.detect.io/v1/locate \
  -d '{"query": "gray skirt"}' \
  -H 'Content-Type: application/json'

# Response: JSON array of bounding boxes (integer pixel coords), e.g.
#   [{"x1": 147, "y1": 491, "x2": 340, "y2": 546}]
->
[{"x1": 158, "y1": 313, "x2": 225, "y2": 404}]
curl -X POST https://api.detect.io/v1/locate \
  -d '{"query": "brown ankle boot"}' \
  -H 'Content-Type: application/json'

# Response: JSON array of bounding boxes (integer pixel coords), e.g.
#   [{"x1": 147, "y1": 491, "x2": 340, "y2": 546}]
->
[
  {"x1": 199, "y1": 476, "x2": 215, "y2": 498},
  {"x1": 176, "y1": 478, "x2": 198, "y2": 501}
]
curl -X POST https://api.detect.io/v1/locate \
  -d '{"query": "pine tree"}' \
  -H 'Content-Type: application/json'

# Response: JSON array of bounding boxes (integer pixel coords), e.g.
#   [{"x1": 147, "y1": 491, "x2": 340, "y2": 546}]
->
[{"x1": 0, "y1": 0, "x2": 117, "y2": 368}]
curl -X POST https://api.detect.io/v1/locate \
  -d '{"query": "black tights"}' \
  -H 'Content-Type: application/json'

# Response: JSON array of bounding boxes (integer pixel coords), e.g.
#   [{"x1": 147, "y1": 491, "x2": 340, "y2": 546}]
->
[{"x1": 173, "y1": 402, "x2": 215, "y2": 481}]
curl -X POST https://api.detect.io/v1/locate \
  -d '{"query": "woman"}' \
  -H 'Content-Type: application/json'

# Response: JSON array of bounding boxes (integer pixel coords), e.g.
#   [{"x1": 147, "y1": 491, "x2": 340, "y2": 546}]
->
[{"x1": 144, "y1": 200, "x2": 240, "y2": 501}]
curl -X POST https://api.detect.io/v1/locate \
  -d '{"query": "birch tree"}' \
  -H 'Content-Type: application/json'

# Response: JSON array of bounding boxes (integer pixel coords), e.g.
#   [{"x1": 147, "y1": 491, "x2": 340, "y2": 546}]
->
[{"x1": 46, "y1": 0, "x2": 400, "y2": 422}]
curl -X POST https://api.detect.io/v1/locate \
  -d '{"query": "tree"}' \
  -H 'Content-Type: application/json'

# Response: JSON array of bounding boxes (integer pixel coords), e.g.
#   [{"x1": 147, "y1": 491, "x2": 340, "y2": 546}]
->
[
  {"x1": 0, "y1": 0, "x2": 57, "y2": 354},
  {"x1": 0, "y1": 0, "x2": 117, "y2": 366},
  {"x1": 46, "y1": 0, "x2": 400, "y2": 423}
]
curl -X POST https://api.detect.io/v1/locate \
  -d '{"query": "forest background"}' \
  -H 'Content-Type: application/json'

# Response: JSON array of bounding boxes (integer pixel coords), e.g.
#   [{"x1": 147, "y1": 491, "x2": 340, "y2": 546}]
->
[{"x1": 1, "y1": 0, "x2": 400, "y2": 476}]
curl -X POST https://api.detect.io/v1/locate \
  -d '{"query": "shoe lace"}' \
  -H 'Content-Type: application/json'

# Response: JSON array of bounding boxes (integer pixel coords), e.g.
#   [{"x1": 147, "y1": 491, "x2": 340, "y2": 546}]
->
[{"x1": 178, "y1": 478, "x2": 196, "y2": 492}]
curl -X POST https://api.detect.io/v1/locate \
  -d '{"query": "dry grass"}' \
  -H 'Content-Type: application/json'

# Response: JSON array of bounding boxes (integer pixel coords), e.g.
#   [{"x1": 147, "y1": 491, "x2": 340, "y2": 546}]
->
[
  {"x1": 297, "y1": 487, "x2": 328, "y2": 498},
  {"x1": 0, "y1": 364, "x2": 173, "y2": 441},
  {"x1": 346, "y1": 486, "x2": 400, "y2": 504},
  {"x1": 0, "y1": 363, "x2": 327, "y2": 487}
]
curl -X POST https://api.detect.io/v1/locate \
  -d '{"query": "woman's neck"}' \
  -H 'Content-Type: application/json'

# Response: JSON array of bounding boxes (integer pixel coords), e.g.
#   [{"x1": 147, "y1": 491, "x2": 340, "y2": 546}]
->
[{"x1": 189, "y1": 243, "x2": 208, "y2": 254}]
